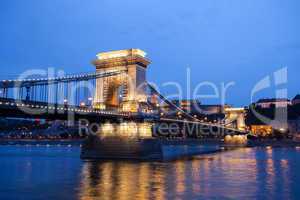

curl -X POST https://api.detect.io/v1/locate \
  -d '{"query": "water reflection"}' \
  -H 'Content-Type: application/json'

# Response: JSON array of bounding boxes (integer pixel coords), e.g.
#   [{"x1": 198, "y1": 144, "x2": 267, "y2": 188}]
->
[
  {"x1": 77, "y1": 148, "x2": 298, "y2": 200},
  {"x1": 79, "y1": 161, "x2": 166, "y2": 200},
  {"x1": 0, "y1": 146, "x2": 298, "y2": 200}
]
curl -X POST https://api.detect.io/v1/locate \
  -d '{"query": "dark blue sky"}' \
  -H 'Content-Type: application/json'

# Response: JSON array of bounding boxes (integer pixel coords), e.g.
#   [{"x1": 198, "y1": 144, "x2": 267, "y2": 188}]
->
[{"x1": 0, "y1": 0, "x2": 299, "y2": 106}]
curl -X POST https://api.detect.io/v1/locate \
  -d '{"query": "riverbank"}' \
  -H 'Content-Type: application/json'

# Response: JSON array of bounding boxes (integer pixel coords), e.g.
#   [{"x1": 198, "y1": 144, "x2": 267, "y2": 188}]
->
[
  {"x1": 247, "y1": 139, "x2": 300, "y2": 147},
  {"x1": 1, "y1": 138, "x2": 300, "y2": 148},
  {"x1": 0, "y1": 139, "x2": 84, "y2": 146}
]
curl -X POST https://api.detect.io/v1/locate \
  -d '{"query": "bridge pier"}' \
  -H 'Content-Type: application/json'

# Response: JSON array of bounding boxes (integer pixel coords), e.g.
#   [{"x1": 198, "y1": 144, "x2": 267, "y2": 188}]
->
[
  {"x1": 80, "y1": 119, "x2": 247, "y2": 160},
  {"x1": 96, "y1": 122, "x2": 153, "y2": 138},
  {"x1": 81, "y1": 136, "x2": 164, "y2": 160}
]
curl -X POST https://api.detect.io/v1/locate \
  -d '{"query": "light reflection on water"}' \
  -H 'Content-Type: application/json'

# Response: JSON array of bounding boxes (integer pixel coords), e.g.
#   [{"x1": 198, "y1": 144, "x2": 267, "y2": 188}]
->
[
  {"x1": 77, "y1": 147, "x2": 298, "y2": 200},
  {"x1": 0, "y1": 146, "x2": 300, "y2": 200}
]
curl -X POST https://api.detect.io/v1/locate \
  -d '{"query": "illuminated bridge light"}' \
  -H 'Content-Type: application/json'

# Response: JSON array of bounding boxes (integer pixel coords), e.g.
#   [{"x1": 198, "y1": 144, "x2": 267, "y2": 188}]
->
[
  {"x1": 100, "y1": 123, "x2": 115, "y2": 137},
  {"x1": 138, "y1": 123, "x2": 152, "y2": 138},
  {"x1": 118, "y1": 122, "x2": 138, "y2": 137}
]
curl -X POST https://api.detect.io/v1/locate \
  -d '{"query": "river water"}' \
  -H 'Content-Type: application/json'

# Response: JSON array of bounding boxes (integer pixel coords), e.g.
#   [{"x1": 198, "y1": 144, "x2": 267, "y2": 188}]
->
[{"x1": 0, "y1": 145, "x2": 300, "y2": 200}]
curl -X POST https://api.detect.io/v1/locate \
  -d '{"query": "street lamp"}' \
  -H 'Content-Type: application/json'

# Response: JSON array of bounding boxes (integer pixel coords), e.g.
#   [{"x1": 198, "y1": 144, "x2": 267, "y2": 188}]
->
[
  {"x1": 63, "y1": 99, "x2": 68, "y2": 107},
  {"x1": 88, "y1": 97, "x2": 93, "y2": 107}
]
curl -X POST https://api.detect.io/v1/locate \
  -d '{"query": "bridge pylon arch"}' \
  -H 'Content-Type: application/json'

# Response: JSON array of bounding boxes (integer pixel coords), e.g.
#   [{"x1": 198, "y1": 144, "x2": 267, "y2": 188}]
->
[{"x1": 92, "y1": 49, "x2": 151, "y2": 112}]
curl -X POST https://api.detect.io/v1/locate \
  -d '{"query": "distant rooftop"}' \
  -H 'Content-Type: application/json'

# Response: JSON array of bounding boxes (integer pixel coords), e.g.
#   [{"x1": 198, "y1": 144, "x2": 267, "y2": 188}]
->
[
  {"x1": 257, "y1": 98, "x2": 290, "y2": 103},
  {"x1": 293, "y1": 94, "x2": 300, "y2": 100}
]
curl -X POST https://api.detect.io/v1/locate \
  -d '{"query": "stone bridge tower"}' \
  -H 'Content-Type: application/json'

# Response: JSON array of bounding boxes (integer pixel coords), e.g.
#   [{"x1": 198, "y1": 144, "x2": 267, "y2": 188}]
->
[
  {"x1": 92, "y1": 49, "x2": 150, "y2": 112},
  {"x1": 224, "y1": 107, "x2": 246, "y2": 131}
]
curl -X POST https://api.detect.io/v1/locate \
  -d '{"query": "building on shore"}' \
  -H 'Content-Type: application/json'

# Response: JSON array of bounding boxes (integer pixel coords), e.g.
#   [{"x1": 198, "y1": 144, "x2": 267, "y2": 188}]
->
[
  {"x1": 159, "y1": 99, "x2": 246, "y2": 130},
  {"x1": 250, "y1": 125, "x2": 273, "y2": 137},
  {"x1": 160, "y1": 99, "x2": 226, "y2": 120},
  {"x1": 255, "y1": 98, "x2": 291, "y2": 108},
  {"x1": 246, "y1": 97, "x2": 300, "y2": 137},
  {"x1": 288, "y1": 116, "x2": 300, "y2": 136},
  {"x1": 292, "y1": 94, "x2": 300, "y2": 105}
]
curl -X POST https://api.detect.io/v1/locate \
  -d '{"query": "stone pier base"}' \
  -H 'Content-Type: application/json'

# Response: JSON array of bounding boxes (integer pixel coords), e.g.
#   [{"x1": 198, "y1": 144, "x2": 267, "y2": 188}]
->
[
  {"x1": 80, "y1": 136, "x2": 163, "y2": 160},
  {"x1": 80, "y1": 136, "x2": 224, "y2": 160}
]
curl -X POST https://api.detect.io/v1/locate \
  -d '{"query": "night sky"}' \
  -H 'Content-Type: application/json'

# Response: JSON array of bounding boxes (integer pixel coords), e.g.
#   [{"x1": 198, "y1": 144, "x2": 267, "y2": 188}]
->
[{"x1": 0, "y1": 0, "x2": 299, "y2": 106}]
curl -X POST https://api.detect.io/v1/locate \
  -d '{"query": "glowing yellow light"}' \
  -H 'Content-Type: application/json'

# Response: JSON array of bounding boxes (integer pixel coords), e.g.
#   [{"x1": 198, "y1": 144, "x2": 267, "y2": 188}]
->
[
  {"x1": 224, "y1": 135, "x2": 232, "y2": 143},
  {"x1": 118, "y1": 122, "x2": 138, "y2": 137},
  {"x1": 122, "y1": 101, "x2": 138, "y2": 112},
  {"x1": 224, "y1": 135, "x2": 247, "y2": 145},
  {"x1": 97, "y1": 49, "x2": 146, "y2": 60},
  {"x1": 101, "y1": 123, "x2": 114, "y2": 137},
  {"x1": 138, "y1": 123, "x2": 152, "y2": 138}
]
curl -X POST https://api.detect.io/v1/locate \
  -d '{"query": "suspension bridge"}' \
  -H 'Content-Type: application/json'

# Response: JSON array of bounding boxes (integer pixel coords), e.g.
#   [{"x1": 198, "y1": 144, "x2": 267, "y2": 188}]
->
[{"x1": 0, "y1": 49, "x2": 247, "y2": 159}]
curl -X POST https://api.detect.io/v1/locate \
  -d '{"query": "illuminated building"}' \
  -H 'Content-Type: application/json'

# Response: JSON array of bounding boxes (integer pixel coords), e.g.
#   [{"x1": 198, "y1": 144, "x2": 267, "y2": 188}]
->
[
  {"x1": 292, "y1": 94, "x2": 300, "y2": 105},
  {"x1": 160, "y1": 99, "x2": 228, "y2": 122},
  {"x1": 250, "y1": 125, "x2": 273, "y2": 137},
  {"x1": 255, "y1": 98, "x2": 291, "y2": 108}
]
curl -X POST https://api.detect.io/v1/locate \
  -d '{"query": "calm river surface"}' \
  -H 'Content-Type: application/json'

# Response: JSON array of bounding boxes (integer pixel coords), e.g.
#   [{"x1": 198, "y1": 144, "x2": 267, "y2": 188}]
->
[{"x1": 0, "y1": 145, "x2": 300, "y2": 200}]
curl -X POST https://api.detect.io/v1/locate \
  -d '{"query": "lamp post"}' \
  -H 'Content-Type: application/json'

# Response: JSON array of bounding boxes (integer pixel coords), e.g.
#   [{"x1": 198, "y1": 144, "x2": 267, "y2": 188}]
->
[
  {"x1": 80, "y1": 102, "x2": 86, "y2": 107},
  {"x1": 88, "y1": 97, "x2": 93, "y2": 108},
  {"x1": 63, "y1": 99, "x2": 68, "y2": 109}
]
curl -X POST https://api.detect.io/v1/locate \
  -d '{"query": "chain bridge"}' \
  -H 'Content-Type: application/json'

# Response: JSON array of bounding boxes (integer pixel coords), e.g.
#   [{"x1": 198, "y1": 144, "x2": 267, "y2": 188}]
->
[{"x1": 0, "y1": 49, "x2": 246, "y2": 145}]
